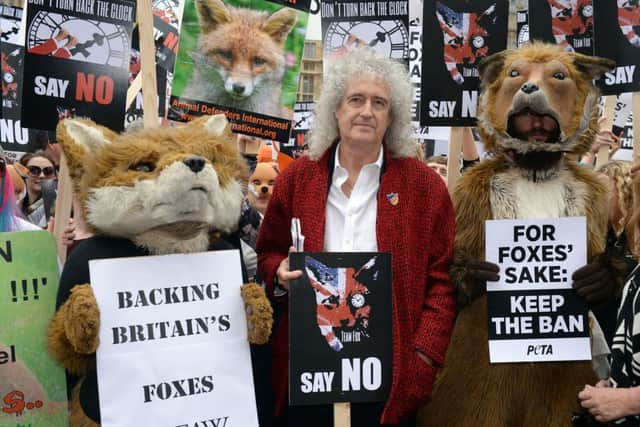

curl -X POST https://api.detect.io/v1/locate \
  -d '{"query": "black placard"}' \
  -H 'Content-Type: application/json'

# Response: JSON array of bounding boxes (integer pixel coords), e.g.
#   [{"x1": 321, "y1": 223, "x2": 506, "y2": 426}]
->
[
  {"x1": 21, "y1": 0, "x2": 135, "y2": 131},
  {"x1": 419, "y1": 0, "x2": 508, "y2": 126},
  {"x1": 289, "y1": 252, "x2": 392, "y2": 406}
]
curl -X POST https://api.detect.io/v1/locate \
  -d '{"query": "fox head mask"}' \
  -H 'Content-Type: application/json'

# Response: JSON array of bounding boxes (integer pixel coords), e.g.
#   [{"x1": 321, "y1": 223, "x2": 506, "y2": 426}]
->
[{"x1": 57, "y1": 115, "x2": 248, "y2": 254}]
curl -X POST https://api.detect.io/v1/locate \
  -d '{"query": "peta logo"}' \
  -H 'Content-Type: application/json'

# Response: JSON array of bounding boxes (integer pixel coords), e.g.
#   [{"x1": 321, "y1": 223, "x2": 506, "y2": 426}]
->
[{"x1": 526, "y1": 344, "x2": 553, "y2": 356}]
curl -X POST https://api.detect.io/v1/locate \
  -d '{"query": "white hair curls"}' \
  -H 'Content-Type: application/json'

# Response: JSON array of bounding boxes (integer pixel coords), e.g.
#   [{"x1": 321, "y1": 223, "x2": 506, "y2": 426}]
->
[{"x1": 306, "y1": 48, "x2": 415, "y2": 160}]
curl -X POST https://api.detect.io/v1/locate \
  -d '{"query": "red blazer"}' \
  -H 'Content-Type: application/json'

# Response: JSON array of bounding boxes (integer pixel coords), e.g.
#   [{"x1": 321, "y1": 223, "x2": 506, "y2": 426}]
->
[{"x1": 257, "y1": 145, "x2": 456, "y2": 424}]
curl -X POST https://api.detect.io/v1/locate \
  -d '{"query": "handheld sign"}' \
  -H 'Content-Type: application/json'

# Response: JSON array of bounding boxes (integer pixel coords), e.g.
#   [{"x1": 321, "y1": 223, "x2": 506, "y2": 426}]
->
[
  {"x1": 289, "y1": 252, "x2": 392, "y2": 406},
  {"x1": 485, "y1": 217, "x2": 591, "y2": 363},
  {"x1": 21, "y1": 0, "x2": 135, "y2": 131},
  {"x1": 91, "y1": 250, "x2": 258, "y2": 427},
  {"x1": 0, "y1": 231, "x2": 69, "y2": 426}
]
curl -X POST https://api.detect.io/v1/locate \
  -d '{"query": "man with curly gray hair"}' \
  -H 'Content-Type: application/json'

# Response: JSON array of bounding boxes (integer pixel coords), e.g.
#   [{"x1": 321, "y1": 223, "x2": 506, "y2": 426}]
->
[{"x1": 257, "y1": 47, "x2": 456, "y2": 426}]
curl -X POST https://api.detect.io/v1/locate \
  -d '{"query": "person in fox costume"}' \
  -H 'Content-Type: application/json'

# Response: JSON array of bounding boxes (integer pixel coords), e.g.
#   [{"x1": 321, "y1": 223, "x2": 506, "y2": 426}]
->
[
  {"x1": 47, "y1": 115, "x2": 273, "y2": 427},
  {"x1": 417, "y1": 42, "x2": 630, "y2": 427}
]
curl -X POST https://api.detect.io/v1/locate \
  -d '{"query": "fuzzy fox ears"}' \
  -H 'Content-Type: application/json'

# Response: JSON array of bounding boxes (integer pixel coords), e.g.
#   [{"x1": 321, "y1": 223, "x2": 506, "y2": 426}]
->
[
  {"x1": 478, "y1": 44, "x2": 616, "y2": 84},
  {"x1": 57, "y1": 114, "x2": 232, "y2": 182},
  {"x1": 196, "y1": 0, "x2": 297, "y2": 45}
]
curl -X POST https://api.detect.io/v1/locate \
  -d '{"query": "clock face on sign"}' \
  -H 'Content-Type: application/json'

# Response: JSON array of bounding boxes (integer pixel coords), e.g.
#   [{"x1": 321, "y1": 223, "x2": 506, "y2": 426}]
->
[
  {"x1": 27, "y1": 12, "x2": 130, "y2": 68},
  {"x1": 517, "y1": 24, "x2": 529, "y2": 47},
  {"x1": 324, "y1": 20, "x2": 409, "y2": 59}
]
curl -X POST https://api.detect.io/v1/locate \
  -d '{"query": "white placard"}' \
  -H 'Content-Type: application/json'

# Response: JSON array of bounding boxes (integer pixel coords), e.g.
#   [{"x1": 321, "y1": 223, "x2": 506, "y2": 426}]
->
[
  {"x1": 92, "y1": 250, "x2": 258, "y2": 427},
  {"x1": 485, "y1": 217, "x2": 591, "y2": 363}
]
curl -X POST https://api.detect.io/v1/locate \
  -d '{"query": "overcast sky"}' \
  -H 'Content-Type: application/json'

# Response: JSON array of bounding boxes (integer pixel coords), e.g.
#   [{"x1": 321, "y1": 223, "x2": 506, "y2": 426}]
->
[{"x1": 307, "y1": 12, "x2": 321, "y2": 40}]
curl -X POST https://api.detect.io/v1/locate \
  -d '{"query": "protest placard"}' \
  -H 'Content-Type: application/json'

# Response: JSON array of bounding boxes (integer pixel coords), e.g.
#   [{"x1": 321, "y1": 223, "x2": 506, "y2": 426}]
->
[
  {"x1": 594, "y1": 0, "x2": 640, "y2": 95},
  {"x1": 91, "y1": 250, "x2": 258, "y2": 427},
  {"x1": 1, "y1": 3, "x2": 39, "y2": 158},
  {"x1": 289, "y1": 253, "x2": 392, "y2": 406},
  {"x1": 21, "y1": 0, "x2": 135, "y2": 131},
  {"x1": 168, "y1": 0, "x2": 308, "y2": 144},
  {"x1": 485, "y1": 218, "x2": 591, "y2": 363},
  {"x1": 420, "y1": 0, "x2": 508, "y2": 126},
  {"x1": 528, "y1": 0, "x2": 593, "y2": 55},
  {"x1": 0, "y1": 230, "x2": 69, "y2": 427}
]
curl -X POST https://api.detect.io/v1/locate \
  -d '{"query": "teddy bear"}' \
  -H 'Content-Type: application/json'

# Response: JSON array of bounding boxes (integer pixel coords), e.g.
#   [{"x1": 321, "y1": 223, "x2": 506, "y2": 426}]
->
[
  {"x1": 420, "y1": 43, "x2": 619, "y2": 426},
  {"x1": 46, "y1": 114, "x2": 273, "y2": 426}
]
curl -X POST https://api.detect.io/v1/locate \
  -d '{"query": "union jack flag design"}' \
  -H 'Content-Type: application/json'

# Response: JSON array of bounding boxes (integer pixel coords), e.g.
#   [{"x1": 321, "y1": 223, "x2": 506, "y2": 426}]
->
[
  {"x1": 304, "y1": 256, "x2": 377, "y2": 352},
  {"x1": 435, "y1": 1, "x2": 497, "y2": 85}
]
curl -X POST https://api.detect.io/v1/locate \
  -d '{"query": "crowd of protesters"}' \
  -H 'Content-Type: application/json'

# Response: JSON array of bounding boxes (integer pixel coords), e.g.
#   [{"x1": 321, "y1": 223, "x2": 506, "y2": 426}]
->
[{"x1": 4, "y1": 47, "x2": 640, "y2": 427}]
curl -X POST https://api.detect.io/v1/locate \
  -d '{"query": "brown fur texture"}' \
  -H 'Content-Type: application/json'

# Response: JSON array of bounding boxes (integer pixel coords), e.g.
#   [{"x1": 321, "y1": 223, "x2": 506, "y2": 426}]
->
[
  {"x1": 419, "y1": 44, "x2": 613, "y2": 427},
  {"x1": 241, "y1": 282, "x2": 274, "y2": 344},
  {"x1": 48, "y1": 115, "x2": 273, "y2": 426}
]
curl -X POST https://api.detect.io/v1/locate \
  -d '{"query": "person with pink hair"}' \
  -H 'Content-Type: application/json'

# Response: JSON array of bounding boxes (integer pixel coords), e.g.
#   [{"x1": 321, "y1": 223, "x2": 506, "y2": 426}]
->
[{"x1": 0, "y1": 148, "x2": 40, "y2": 232}]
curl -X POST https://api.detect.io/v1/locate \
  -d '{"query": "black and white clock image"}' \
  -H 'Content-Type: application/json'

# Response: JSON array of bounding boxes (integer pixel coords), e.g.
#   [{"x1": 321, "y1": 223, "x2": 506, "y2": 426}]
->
[
  {"x1": 324, "y1": 20, "x2": 409, "y2": 59},
  {"x1": 27, "y1": 12, "x2": 130, "y2": 68}
]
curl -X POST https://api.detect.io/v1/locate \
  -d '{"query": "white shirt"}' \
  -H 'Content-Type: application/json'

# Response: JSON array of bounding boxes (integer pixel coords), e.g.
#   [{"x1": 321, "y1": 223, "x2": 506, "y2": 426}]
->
[{"x1": 323, "y1": 143, "x2": 382, "y2": 252}]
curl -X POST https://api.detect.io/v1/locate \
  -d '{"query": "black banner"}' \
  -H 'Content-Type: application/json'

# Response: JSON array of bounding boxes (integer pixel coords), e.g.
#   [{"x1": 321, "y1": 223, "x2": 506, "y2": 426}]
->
[
  {"x1": 21, "y1": 0, "x2": 135, "y2": 131},
  {"x1": 289, "y1": 252, "x2": 392, "y2": 406},
  {"x1": 528, "y1": 0, "x2": 593, "y2": 55},
  {"x1": 487, "y1": 288, "x2": 589, "y2": 340},
  {"x1": 594, "y1": 0, "x2": 640, "y2": 95},
  {"x1": 282, "y1": 101, "x2": 313, "y2": 158},
  {"x1": 1, "y1": 4, "x2": 38, "y2": 155},
  {"x1": 420, "y1": 0, "x2": 508, "y2": 126}
]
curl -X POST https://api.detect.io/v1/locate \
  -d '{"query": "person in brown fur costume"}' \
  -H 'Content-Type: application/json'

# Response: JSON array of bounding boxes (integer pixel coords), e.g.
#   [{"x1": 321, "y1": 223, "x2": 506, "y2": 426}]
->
[
  {"x1": 419, "y1": 43, "x2": 623, "y2": 426},
  {"x1": 46, "y1": 114, "x2": 273, "y2": 427}
]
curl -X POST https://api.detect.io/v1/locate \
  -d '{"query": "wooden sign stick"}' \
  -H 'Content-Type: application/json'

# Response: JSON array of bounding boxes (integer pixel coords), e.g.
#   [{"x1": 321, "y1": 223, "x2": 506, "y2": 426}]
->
[
  {"x1": 137, "y1": 0, "x2": 159, "y2": 129},
  {"x1": 447, "y1": 127, "x2": 463, "y2": 192},
  {"x1": 594, "y1": 95, "x2": 617, "y2": 170},
  {"x1": 334, "y1": 402, "x2": 351, "y2": 427},
  {"x1": 52, "y1": 154, "x2": 73, "y2": 263}
]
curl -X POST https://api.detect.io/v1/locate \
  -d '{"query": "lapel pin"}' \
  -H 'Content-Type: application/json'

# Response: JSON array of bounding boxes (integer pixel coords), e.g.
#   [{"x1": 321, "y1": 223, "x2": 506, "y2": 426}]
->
[{"x1": 386, "y1": 192, "x2": 399, "y2": 206}]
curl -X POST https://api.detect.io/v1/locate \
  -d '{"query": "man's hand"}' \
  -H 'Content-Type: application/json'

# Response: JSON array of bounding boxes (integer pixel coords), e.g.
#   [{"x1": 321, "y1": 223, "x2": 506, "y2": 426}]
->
[
  {"x1": 275, "y1": 246, "x2": 303, "y2": 291},
  {"x1": 572, "y1": 260, "x2": 616, "y2": 307},
  {"x1": 579, "y1": 384, "x2": 640, "y2": 423}
]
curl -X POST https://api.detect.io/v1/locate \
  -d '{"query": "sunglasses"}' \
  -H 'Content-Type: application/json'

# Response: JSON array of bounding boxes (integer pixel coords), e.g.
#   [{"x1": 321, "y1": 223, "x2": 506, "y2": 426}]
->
[
  {"x1": 0, "y1": 158, "x2": 5, "y2": 177},
  {"x1": 28, "y1": 165, "x2": 56, "y2": 178}
]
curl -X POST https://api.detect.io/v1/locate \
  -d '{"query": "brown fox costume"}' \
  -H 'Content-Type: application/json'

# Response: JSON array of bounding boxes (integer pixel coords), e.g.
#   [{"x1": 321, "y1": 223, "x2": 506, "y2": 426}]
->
[
  {"x1": 47, "y1": 115, "x2": 273, "y2": 426},
  {"x1": 420, "y1": 43, "x2": 616, "y2": 426}
]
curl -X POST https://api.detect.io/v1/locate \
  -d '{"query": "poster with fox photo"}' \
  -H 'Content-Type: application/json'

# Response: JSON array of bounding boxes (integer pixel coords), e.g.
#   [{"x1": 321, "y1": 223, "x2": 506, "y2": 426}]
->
[
  {"x1": 21, "y1": 0, "x2": 135, "y2": 131},
  {"x1": 594, "y1": 0, "x2": 640, "y2": 95},
  {"x1": 1, "y1": 3, "x2": 39, "y2": 157},
  {"x1": 0, "y1": 231, "x2": 69, "y2": 426},
  {"x1": 420, "y1": 0, "x2": 508, "y2": 126},
  {"x1": 320, "y1": 0, "x2": 409, "y2": 70},
  {"x1": 528, "y1": 0, "x2": 593, "y2": 55},
  {"x1": 169, "y1": 0, "x2": 309, "y2": 144},
  {"x1": 289, "y1": 252, "x2": 392, "y2": 405}
]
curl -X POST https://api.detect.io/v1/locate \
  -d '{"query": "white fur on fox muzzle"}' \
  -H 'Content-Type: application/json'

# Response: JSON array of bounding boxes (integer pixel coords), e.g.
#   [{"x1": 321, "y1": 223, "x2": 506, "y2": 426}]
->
[{"x1": 86, "y1": 161, "x2": 244, "y2": 237}]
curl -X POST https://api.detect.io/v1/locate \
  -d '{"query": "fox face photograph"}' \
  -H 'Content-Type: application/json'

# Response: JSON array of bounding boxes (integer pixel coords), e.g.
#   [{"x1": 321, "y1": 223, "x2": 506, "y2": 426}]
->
[{"x1": 171, "y1": 0, "x2": 308, "y2": 119}]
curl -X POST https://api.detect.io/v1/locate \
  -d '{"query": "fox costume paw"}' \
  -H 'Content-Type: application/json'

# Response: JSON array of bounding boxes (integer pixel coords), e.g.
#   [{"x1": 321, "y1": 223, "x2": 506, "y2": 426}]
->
[
  {"x1": 241, "y1": 283, "x2": 273, "y2": 344},
  {"x1": 48, "y1": 284, "x2": 100, "y2": 376}
]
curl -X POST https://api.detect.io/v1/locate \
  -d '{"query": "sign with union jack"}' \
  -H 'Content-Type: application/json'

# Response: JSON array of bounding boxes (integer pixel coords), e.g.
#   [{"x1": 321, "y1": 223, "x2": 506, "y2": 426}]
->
[{"x1": 289, "y1": 252, "x2": 392, "y2": 405}]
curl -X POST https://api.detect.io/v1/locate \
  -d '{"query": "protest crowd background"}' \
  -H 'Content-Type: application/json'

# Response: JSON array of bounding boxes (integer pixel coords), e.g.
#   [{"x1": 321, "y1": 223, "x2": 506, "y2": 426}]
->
[{"x1": 5, "y1": 0, "x2": 640, "y2": 426}]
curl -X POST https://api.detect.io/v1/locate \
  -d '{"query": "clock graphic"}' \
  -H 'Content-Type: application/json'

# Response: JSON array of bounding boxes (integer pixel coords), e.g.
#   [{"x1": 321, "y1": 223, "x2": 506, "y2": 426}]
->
[
  {"x1": 324, "y1": 20, "x2": 409, "y2": 59},
  {"x1": 27, "y1": 12, "x2": 130, "y2": 68},
  {"x1": 517, "y1": 23, "x2": 529, "y2": 47}
]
